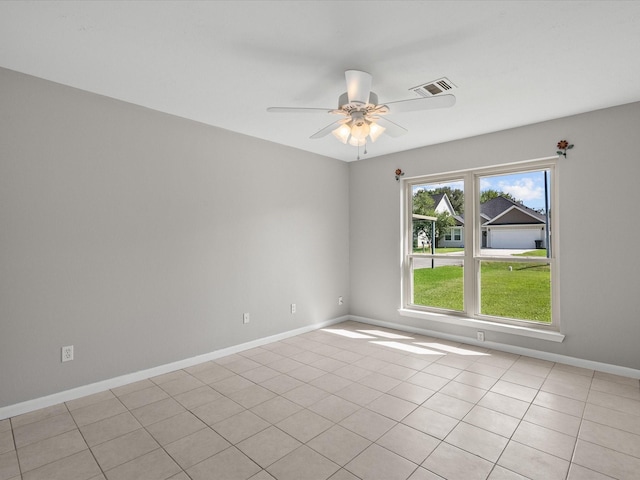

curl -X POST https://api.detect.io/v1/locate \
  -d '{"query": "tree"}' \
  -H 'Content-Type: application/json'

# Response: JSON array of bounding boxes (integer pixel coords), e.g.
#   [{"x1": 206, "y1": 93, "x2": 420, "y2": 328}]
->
[
  {"x1": 412, "y1": 190, "x2": 455, "y2": 248},
  {"x1": 412, "y1": 190, "x2": 435, "y2": 215},
  {"x1": 430, "y1": 187, "x2": 464, "y2": 214},
  {"x1": 480, "y1": 189, "x2": 521, "y2": 205},
  {"x1": 432, "y1": 212, "x2": 455, "y2": 247}
]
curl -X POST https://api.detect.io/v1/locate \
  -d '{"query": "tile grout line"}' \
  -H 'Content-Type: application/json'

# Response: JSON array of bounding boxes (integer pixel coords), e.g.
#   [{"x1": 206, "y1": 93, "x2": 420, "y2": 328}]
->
[
  {"x1": 452, "y1": 370, "x2": 514, "y2": 480},
  {"x1": 202, "y1": 347, "x2": 408, "y2": 478},
  {"x1": 5, "y1": 321, "x2": 640, "y2": 480},
  {"x1": 7, "y1": 416, "x2": 22, "y2": 480},
  {"x1": 492, "y1": 361, "x2": 568, "y2": 479},
  {"x1": 67, "y1": 394, "x2": 112, "y2": 480},
  {"x1": 564, "y1": 370, "x2": 595, "y2": 480},
  {"x1": 447, "y1": 356, "x2": 574, "y2": 479},
  {"x1": 230, "y1": 333, "x2": 625, "y2": 479},
  {"x1": 443, "y1": 356, "x2": 530, "y2": 480}
]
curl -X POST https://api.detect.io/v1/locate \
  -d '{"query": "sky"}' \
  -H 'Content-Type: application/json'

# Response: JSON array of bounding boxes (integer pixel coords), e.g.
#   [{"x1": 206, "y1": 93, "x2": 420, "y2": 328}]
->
[
  {"x1": 414, "y1": 169, "x2": 551, "y2": 211},
  {"x1": 481, "y1": 170, "x2": 550, "y2": 210}
]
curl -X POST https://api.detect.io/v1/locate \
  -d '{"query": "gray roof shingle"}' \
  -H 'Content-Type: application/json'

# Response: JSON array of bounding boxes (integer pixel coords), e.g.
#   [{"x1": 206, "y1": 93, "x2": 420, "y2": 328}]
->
[{"x1": 481, "y1": 196, "x2": 546, "y2": 223}]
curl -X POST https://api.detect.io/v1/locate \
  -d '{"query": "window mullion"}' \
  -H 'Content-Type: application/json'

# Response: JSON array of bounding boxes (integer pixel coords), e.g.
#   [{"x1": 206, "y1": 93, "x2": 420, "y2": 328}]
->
[{"x1": 464, "y1": 171, "x2": 476, "y2": 316}]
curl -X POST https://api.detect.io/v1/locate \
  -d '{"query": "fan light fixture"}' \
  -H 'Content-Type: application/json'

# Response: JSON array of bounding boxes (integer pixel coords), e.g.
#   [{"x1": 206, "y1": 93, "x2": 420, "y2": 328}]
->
[
  {"x1": 331, "y1": 117, "x2": 385, "y2": 146},
  {"x1": 267, "y1": 69, "x2": 456, "y2": 159}
]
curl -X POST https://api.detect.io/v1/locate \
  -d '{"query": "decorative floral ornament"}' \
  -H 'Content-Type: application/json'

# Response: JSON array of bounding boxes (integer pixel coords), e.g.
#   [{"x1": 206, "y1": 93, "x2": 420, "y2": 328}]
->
[
  {"x1": 395, "y1": 169, "x2": 404, "y2": 181},
  {"x1": 556, "y1": 140, "x2": 574, "y2": 157}
]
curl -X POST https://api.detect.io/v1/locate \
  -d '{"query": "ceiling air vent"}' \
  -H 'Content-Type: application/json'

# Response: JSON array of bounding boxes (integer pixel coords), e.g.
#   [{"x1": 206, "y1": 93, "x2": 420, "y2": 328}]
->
[{"x1": 410, "y1": 77, "x2": 457, "y2": 97}]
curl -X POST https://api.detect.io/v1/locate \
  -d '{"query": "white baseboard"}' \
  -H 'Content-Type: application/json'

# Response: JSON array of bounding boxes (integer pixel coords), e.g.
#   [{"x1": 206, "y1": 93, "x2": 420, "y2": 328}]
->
[
  {"x1": 349, "y1": 315, "x2": 640, "y2": 379},
  {"x1": 0, "y1": 316, "x2": 347, "y2": 421},
  {"x1": 5, "y1": 313, "x2": 637, "y2": 421}
]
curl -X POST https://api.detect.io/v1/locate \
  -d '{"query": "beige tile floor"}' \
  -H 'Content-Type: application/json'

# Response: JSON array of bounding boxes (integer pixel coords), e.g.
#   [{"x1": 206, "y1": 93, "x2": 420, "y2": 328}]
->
[{"x1": 1, "y1": 320, "x2": 639, "y2": 480}]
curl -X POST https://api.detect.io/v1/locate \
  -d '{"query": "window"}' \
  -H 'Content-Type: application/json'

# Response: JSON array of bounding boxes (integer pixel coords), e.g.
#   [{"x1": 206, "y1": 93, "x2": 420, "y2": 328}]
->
[
  {"x1": 409, "y1": 178, "x2": 465, "y2": 312},
  {"x1": 403, "y1": 160, "x2": 558, "y2": 330}
]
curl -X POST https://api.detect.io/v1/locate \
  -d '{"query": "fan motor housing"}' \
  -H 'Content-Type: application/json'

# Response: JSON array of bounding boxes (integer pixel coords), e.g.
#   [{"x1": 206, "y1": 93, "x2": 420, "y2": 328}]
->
[{"x1": 338, "y1": 92, "x2": 379, "y2": 110}]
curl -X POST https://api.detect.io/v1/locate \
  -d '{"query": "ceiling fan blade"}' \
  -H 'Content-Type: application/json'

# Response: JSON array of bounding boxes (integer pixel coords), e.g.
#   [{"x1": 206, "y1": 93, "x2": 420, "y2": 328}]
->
[
  {"x1": 345, "y1": 70, "x2": 372, "y2": 105},
  {"x1": 385, "y1": 94, "x2": 456, "y2": 114},
  {"x1": 310, "y1": 120, "x2": 344, "y2": 139},
  {"x1": 371, "y1": 105, "x2": 390, "y2": 115},
  {"x1": 267, "y1": 107, "x2": 333, "y2": 114},
  {"x1": 375, "y1": 117, "x2": 408, "y2": 138}
]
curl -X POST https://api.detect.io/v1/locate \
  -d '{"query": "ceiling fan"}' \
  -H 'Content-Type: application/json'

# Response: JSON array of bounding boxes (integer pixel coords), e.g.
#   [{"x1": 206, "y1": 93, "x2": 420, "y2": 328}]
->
[{"x1": 267, "y1": 70, "x2": 456, "y2": 158}]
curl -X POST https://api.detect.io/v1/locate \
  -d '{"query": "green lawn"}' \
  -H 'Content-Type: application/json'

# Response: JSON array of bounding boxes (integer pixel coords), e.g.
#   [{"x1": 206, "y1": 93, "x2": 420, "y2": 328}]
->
[
  {"x1": 413, "y1": 247, "x2": 465, "y2": 254},
  {"x1": 413, "y1": 265, "x2": 464, "y2": 311},
  {"x1": 413, "y1": 260, "x2": 551, "y2": 323},
  {"x1": 513, "y1": 249, "x2": 548, "y2": 257}
]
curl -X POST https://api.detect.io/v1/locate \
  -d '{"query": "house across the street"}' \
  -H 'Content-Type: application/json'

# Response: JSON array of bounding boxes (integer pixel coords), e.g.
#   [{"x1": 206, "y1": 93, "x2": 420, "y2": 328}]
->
[{"x1": 426, "y1": 193, "x2": 548, "y2": 249}]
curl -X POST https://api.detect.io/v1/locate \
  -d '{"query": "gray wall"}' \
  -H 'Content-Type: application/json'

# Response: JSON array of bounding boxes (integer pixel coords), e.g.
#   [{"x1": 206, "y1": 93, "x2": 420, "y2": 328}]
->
[
  {"x1": 349, "y1": 101, "x2": 640, "y2": 370},
  {"x1": 2, "y1": 65, "x2": 639, "y2": 410},
  {"x1": 0, "y1": 68, "x2": 350, "y2": 408}
]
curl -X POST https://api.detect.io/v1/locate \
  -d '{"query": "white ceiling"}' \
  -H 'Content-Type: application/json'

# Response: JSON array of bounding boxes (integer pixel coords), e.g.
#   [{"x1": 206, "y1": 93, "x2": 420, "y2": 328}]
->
[{"x1": 1, "y1": 1, "x2": 639, "y2": 162}]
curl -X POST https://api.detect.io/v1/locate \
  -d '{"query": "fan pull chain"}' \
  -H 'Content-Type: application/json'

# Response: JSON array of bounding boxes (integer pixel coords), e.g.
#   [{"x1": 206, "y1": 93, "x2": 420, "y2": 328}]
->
[{"x1": 356, "y1": 141, "x2": 369, "y2": 161}]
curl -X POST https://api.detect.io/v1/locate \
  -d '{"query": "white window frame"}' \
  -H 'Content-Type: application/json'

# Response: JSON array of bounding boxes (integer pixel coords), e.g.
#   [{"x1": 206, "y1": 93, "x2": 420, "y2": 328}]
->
[{"x1": 400, "y1": 159, "x2": 563, "y2": 342}]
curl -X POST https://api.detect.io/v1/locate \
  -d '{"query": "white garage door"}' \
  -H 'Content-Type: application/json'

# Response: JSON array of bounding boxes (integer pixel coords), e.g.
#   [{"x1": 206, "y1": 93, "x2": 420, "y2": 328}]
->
[{"x1": 491, "y1": 228, "x2": 541, "y2": 249}]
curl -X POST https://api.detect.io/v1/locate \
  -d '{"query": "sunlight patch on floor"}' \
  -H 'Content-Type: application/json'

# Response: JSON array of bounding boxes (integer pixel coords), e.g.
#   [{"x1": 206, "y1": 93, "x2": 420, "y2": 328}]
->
[
  {"x1": 321, "y1": 328, "x2": 376, "y2": 339},
  {"x1": 357, "y1": 330, "x2": 414, "y2": 340},
  {"x1": 369, "y1": 341, "x2": 444, "y2": 355}
]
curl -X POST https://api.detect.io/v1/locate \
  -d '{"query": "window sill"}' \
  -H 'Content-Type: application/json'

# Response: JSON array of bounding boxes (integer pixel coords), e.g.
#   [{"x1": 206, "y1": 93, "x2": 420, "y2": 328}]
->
[{"x1": 398, "y1": 308, "x2": 565, "y2": 343}]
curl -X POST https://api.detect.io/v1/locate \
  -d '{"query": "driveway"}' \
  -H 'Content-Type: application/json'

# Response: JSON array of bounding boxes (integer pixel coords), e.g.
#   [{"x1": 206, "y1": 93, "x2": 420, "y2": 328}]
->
[{"x1": 413, "y1": 248, "x2": 533, "y2": 269}]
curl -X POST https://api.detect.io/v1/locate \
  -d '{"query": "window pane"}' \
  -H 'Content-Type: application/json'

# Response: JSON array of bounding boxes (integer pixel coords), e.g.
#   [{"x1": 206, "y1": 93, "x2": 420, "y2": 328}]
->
[
  {"x1": 478, "y1": 170, "x2": 551, "y2": 256},
  {"x1": 413, "y1": 258, "x2": 464, "y2": 311},
  {"x1": 411, "y1": 181, "x2": 464, "y2": 251},
  {"x1": 410, "y1": 180, "x2": 465, "y2": 312},
  {"x1": 479, "y1": 260, "x2": 551, "y2": 323}
]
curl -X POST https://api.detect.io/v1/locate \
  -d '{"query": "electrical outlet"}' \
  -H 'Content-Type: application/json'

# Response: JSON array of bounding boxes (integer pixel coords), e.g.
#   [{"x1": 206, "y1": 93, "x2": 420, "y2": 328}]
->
[
  {"x1": 338, "y1": 296, "x2": 344, "y2": 306},
  {"x1": 62, "y1": 345, "x2": 74, "y2": 362},
  {"x1": 476, "y1": 331, "x2": 485, "y2": 342},
  {"x1": 243, "y1": 312, "x2": 250, "y2": 324},
  {"x1": 291, "y1": 303, "x2": 296, "y2": 314}
]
